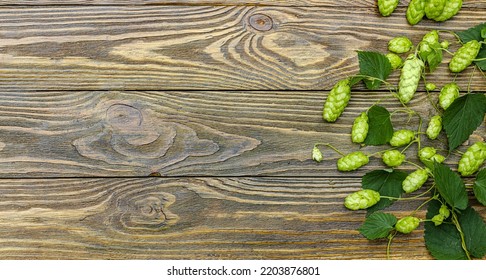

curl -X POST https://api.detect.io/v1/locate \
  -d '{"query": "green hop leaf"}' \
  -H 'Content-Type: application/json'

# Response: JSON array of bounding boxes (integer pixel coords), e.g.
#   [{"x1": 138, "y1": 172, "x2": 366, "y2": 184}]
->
[
  {"x1": 395, "y1": 216, "x2": 420, "y2": 234},
  {"x1": 443, "y1": 93, "x2": 486, "y2": 151},
  {"x1": 458, "y1": 206, "x2": 486, "y2": 258},
  {"x1": 364, "y1": 105, "x2": 394, "y2": 146},
  {"x1": 425, "y1": 200, "x2": 468, "y2": 260},
  {"x1": 357, "y1": 51, "x2": 392, "y2": 90},
  {"x1": 362, "y1": 169, "x2": 408, "y2": 215},
  {"x1": 433, "y1": 161, "x2": 468, "y2": 210},
  {"x1": 358, "y1": 212, "x2": 397, "y2": 240},
  {"x1": 473, "y1": 169, "x2": 486, "y2": 206},
  {"x1": 344, "y1": 189, "x2": 380, "y2": 210}
]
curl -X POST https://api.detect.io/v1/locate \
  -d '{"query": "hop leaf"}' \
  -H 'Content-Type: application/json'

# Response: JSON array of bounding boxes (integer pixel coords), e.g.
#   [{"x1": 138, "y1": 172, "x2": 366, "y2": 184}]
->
[
  {"x1": 473, "y1": 169, "x2": 486, "y2": 206},
  {"x1": 362, "y1": 169, "x2": 408, "y2": 214},
  {"x1": 364, "y1": 106, "x2": 394, "y2": 146},
  {"x1": 358, "y1": 212, "x2": 397, "y2": 240},
  {"x1": 433, "y1": 161, "x2": 468, "y2": 210},
  {"x1": 358, "y1": 51, "x2": 392, "y2": 90},
  {"x1": 443, "y1": 93, "x2": 486, "y2": 151}
]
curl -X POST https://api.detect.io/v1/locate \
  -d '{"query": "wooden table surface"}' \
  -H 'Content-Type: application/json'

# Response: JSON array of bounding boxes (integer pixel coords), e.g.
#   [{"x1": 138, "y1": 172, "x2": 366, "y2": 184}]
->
[{"x1": 0, "y1": 0, "x2": 485, "y2": 259}]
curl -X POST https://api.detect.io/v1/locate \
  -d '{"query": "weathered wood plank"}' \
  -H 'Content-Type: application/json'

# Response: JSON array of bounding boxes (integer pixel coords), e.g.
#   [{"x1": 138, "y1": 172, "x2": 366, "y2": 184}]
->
[
  {"x1": 0, "y1": 0, "x2": 484, "y2": 7},
  {"x1": 0, "y1": 90, "x2": 483, "y2": 177},
  {"x1": 2, "y1": 177, "x2": 483, "y2": 259},
  {"x1": 1, "y1": 6, "x2": 485, "y2": 91}
]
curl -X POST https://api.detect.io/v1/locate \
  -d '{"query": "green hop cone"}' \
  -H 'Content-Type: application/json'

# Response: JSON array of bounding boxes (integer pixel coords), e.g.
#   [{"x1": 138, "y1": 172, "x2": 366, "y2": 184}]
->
[
  {"x1": 418, "y1": 42, "x2": 432, "y2": 61},
  {"x1": 312, "y1": 146, "x2": 323, "y2": 163},
  {"x1": 438, "y1": 82, "x2": 460, "y2": 110},
  {"x1": 422, "y1": 30, "x2": 440, "y2": 44},
  {"x1": 389, "y1": 129, "x2": 415, "y2": 147},
  {"x1": 434, "y1": 0, "x2": 462, "y2": 22},
  {"x1": 344, "y1": 189, "x2": 381, "y2": 210},
  {"x1": 440, "y1": 40, "x2": 450, "y2": 49},
  {"x1": 337, "y1": 151, "x2": 369, "y2": 172},
  {"x1": 430, "y1": 153, "x2": 445, "y2": 164},
  {"x1": 351, "y1": 112, "x2": 369, "y2": 144},
  {"x1": 398, "y1": 55, "x2": 424, "y2": 104},
  {"x1": 457, "y1": 141, "x2": 486, "y2": 176},
  {"x1": 432, "y1": 214, "x2": 445, "y2": 226},
  {"x1": 406, "y1": 0, "x2": 426, "y2": 25},
  {"x1": 439, "y1": 204, "x2": 450, "y2": 219},
  {"x1": 419, "y1": 146, "x2": 437, "y2": 160},
  {"x1": 426, "y1": 115, "x2": 442, "y2": 140},
  {"x1": 449, "y1": 40, "x2": 481, "y2": 73},
  {"x1": 378, "y1": 0, "x2": 400, "y2": 16},
  {"x1": 402, "y1": 169, "x2": 429, "y2": 193},
  {"x1": 382, "y1": 150, "x2": 405, "y2": 167},
  {"x1": 388, "y1": 36, "x2": 414, "y2": 54},
  {"x1": 419, "y1": 146, "x2": 444, "y2": 165},
  {"x1": 323, "y1": 79, "x2": 351, "y2": 122},
  {"x1": 425, "y1": 82, "x2": 437, "y2": 91},
  {"x1": 386, "y1": 53, "x2": 403, "y2": 70},
  {"x1": 395, "y1": 216, "x2": 420, "y2": 234},
  {"x1": 425, "y1": 0, "x2": 446, "y2": 19},
  {"x1": 419, "y1": 30, "x2": 440, "y2": 61}
]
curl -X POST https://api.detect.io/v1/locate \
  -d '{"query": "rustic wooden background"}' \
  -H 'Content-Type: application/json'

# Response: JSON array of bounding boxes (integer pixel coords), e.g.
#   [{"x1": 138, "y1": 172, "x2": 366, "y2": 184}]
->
[{"x1": 0, "y1": 0, "x2": 485, "y2": 259}]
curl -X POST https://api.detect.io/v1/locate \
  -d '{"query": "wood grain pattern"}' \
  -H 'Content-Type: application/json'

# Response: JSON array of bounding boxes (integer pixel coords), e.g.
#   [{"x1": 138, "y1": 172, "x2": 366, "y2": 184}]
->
[
  {"x1": 0, "y1": 2, "x2": 485, "y2": 261},
  {"x1": 1, "y1": 6, "x2": 485, "y2": 91},
  {"x1": 0, "y1": 90, "x2": 483, "y2": 177},
  {"x1": 0, "y1": 0, "x2": 484, "y2": 7},
  {"x1": 2, "y1": 177, "x2": 483, "y2": 259}
]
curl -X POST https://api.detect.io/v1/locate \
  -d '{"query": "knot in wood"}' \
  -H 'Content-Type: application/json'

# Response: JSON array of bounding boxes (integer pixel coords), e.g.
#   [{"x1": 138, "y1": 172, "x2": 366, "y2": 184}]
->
[
  {"x1": 249, "y1": 14, "x2": 273, "y2": 31},
  {"x1": 106, "y1": 104, "x2": 143, "y2": 130}
]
